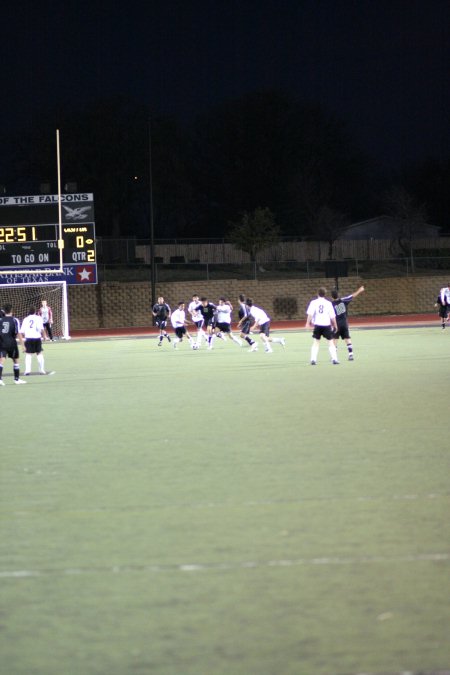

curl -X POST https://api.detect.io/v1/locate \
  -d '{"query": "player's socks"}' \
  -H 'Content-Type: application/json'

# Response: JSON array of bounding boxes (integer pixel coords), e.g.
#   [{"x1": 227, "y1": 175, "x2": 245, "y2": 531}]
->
[
  {"x1": 347, "y1": 342, "x2": 353, "y2": 356},
  {"x1": 37, "y1": 353, "x2": 45, "y2": 373},
  {"x1": 25, "y1": 354, "x2": 32, "y2": 374},
  {"x1": 328, "y1": 342, "x2": 338, "y2": 362},
  {"x1": 13, "y1": 364, "x2": 20, "y2": 381},
  {"x1": 245, "y1": 336, "x2": 255, "y2": 346},
  {"x1": 311, "y1": 343, "x2": 319, "y2": 363},
  {"x1": 231, "y1": 335, "x2": 242, "y2": 346},
  {"x1": 0, "y1": 364, "x2": 3, "y2": 382}
]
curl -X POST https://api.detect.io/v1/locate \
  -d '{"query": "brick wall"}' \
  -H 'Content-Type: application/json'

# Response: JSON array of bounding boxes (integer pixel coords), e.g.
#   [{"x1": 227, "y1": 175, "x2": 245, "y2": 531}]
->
[{"x1": 68, "y1": 275, "x2": 445, "y2": 330}]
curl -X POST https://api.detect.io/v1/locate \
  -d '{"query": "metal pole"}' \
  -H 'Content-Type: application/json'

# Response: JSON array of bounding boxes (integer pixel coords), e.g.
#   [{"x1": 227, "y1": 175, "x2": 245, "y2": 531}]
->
[{"x1": 148, "y1": 117, "x2": 156, "y2": 318}]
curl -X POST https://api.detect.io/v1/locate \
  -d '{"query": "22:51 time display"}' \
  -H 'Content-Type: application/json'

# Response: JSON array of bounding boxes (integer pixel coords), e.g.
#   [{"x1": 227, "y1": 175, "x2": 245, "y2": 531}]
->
[{"x1": 0, "y1": 225, "x2": 56, "y2": 243}]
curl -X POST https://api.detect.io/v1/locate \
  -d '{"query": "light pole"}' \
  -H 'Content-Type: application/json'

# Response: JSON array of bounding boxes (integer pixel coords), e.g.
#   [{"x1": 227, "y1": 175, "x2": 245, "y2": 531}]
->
[{"x1": 148, "y1": 116, "x2": 156, "y2": 318}]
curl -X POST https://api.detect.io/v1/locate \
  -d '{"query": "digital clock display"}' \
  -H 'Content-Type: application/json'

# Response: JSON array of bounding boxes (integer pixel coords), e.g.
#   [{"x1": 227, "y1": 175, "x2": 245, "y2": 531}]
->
[{"x1": 0, "y1": 224, "x2": 57, "y2": 243}]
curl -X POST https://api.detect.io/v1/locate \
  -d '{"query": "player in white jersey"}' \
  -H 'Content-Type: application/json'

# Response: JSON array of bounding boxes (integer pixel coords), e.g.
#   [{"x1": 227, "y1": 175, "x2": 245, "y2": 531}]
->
[
  {"x1": 437, "y1": 283, "x2": 450, "y2": 328},
  {"x1": 246, "y1": 299, "x2": 285, "y2": 353},
  {"x1": 188, "y1": 294, "x2": 206, "y2": 347},
  {"x1": 305, "y1": 288, "x2": 338, "y2": 365},
  {"x1": 170, "y1": 302, "x2": 194, "y2": 349},
  {"x1": 20, "y1": 307, "x2": 48, "y2": 375},
  {"x1": 214, "y1": 298, "x2": 242, "y2": 346}
]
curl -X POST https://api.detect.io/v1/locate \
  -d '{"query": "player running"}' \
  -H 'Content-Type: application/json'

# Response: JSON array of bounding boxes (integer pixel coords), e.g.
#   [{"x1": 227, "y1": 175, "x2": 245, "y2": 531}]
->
[
  {"x1": 214, "y1": 298, "x2": 242, "y2": 346},
  {"x1": 246, "y1": 299, "x2": 285, "y2": 353},
  {"x1": 152, "y1": 296, "x2": 172, "y2": 346}
]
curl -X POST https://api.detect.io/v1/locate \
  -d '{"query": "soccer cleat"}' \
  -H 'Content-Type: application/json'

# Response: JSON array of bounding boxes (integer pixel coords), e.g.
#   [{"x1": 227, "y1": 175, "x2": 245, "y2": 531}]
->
[
  {"x1": 24, "y1": 372, "x2": 30, "y2": 376},
  {"x1": 332, "y1": 360, "x2": 339, "y2": 365},
  {"x1": 249, "y1": 343, "x2": 258, "y2": 352},
  {"x1": 14, "y1": 379, "x2": 27, "y2": 384},
  {"x1": 0, "y1": 380, "x2": 5, "y2": 386},
  {"x1": 167, "y1": 335, "x2": 171, "y2": 342},
  {"x1": 158, "y1": 341, "x2": 162, "y2": 346},
  {"x1": 348, "y1": 354, "x2": 354, "y2": 361},
  {"x1": 311, "y1": 360, "x2": 316, "y2": 365},
  {"x1": 265, "y1": 348, "x2": 273, "y2": 353},
  {"x1": 40, "y1": 371, "x2": 55, "y2": 376}
]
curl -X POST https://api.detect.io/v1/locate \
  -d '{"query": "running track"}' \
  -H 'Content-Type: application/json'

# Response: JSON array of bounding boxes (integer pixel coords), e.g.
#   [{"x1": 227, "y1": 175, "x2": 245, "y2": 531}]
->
[{"x1": 71, "y1": 313, "x2": 439, "y2": 339}]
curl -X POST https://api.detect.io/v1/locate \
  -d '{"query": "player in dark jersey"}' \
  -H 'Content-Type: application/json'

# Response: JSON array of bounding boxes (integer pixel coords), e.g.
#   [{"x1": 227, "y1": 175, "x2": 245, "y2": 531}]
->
[
  {"x1": 152, "y1": 296, "x2": 172, "y2": 346},
  {"x1": 236, "y1": 294, "x2": 258, "y2": 351},
  {"x1": 195, "y1": 298, "x2": 217, "y2": 349},
  {"x1": 331, "y1": 286, "x2": 364, "y2": 360},
  {"x1": 0, "y1": 303, "x2": 26, "y2": 385}
]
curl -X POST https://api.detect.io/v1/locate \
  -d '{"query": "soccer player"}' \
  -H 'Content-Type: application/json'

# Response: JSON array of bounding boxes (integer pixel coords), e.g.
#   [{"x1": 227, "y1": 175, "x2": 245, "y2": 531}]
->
[
  {"x1": 152, "y1": 296, "x2": 172, "y2": 346},
  {"x1": 195, "y1": 297, "x2": 217, "y2": 349},
  {"x1": 20, "y1": 306, "x2": 48, "y2": 375},
  {"x1": 236, "y1": 294, "x2": 258, "y2": 351},
  {"x1": 0, "y1": 304, "x2": 26, "y2": 385},
  {"x1": 188, "y1": 293, "x2": 206, "y2": 347},
  {"x1": 214, "y1": 298, "x2": 242, "y2": 346},
  {"x1": 170, "y1": 302, "x2": 194, "y2": 348},
  {"x1": 246, "y1": 299, "x2": 285, "y2": 353},
  {"x1": 331, "y1": 285, "x2": 364, "y2": 360},
  {"x1": 38, "y1": 299, "x2": 54, "y2": 341},
  {"x1": 437, "y1": 283, "x2": 450, "y2": 329},
  {"x1": 305, "y1": 288, "x2": 339, "y2": 365}
]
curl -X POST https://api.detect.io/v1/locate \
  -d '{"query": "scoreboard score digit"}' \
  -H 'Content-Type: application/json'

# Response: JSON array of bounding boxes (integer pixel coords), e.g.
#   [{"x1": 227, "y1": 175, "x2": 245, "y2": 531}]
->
[{"x1": 62, "y1": 224, "x2": 96, "y2": 264}]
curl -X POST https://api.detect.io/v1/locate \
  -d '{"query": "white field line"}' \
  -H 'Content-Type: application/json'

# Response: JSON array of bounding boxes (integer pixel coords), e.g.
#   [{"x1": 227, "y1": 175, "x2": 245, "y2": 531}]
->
[
  {"x1": 1, "y1": 552, "x2": 449, "y2": 579},
  {"x1": 6, "y1": 492, "x2": 450, "y2": 516}
]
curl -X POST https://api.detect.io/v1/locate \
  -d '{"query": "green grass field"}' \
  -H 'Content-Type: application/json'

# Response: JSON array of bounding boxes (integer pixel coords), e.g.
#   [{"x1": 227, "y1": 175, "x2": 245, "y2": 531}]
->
[{"x1": 1, "y1": 326, "x2": 449, "y2": 675}]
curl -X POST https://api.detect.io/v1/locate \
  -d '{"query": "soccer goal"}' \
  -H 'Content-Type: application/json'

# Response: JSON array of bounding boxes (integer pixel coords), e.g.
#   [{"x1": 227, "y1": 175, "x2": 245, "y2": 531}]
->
[{"x1": 0, "y1": 280, "x2": 70, "y2": 339}]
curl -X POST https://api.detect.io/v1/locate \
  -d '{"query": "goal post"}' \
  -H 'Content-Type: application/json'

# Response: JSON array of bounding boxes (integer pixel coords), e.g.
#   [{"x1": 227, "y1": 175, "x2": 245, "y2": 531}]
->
[{"x1": 0, "y1": 280, "x2": 70, "y2": 339}]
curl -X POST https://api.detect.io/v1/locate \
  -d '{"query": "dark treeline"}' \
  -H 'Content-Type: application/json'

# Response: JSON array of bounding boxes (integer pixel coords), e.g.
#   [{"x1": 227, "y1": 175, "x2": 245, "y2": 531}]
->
[{"x1": 1, "y1": 91, "x2": 449, "y2": 239}]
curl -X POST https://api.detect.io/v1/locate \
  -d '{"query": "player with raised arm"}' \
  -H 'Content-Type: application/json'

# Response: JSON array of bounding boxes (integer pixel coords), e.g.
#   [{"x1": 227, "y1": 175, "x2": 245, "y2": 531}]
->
[
  {"x1": 0, "y1": 304, "x2": 26, "y2": 385},
  {"x1": 331, "y1": 285, "x2": 364, "y2": 360},
  {"x1": 306, "y1": 288, "x2": 338, "y2": 365},
  {"x1": 152, "y1": 296, "x2": 172, "y2": 346}
]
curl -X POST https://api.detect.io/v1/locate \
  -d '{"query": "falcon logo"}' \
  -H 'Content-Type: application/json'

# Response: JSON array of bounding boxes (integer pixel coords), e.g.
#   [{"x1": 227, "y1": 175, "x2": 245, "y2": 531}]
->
[{"x1": 63, "y1": 206, "x2": 90, "y2": 220}]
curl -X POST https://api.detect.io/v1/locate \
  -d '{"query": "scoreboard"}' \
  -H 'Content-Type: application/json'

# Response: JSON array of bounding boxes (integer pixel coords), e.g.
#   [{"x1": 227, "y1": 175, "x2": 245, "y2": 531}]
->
[{"x1": 0, "y1": 194, "x2": 97, "y2": 284}]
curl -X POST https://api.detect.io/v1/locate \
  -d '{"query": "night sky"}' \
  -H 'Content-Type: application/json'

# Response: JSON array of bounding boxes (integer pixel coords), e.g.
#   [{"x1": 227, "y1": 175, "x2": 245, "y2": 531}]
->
[{"x1": 2, "y1": 0, "x2": 449, "y2": 170}]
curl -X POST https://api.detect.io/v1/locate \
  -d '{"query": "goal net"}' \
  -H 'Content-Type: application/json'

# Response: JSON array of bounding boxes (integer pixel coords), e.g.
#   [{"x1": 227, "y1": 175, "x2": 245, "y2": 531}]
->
[{"x1": 0, "y1": 281, "x2": 70, "y2": 339}]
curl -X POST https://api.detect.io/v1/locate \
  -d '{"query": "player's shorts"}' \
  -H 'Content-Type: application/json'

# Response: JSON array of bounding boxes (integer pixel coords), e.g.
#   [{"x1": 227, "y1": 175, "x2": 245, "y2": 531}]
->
[
  {"x1": 334, "y1": 323, "x2": 350, "y2": 340},
  {"x1": 216, "y1": 321, "x2": 231, "y2": 333},
  {"x1": 258, "y1": 321, "x2": 271, "y2": 337},
  {"x1": 24, "y1": 338, "x2": 43, "y2": 354},
  {"x1": 155, "y1": 319, "x2": 168, "y2": 329},
  {"x1": 174, "y1": 326, "x2": 186, "y2": 339},
  {"x1": 193, "y1": 319, "x2": 204, "y2": 329},
  {"x1": 203, "y1": 317, "x2": 215, "y2": 329},
  {"x1": 438, "y1": 305, "x2": 448, "y2": 319},
  {"x1": 239, "y1": 318, "x2": 251, "y2": 335},
  {"x1": 312, "y1": 325, "x2": 334, "y2": 341},
  {"x1": 0, "y1": 342, "x2": 19, "y2": 359}
]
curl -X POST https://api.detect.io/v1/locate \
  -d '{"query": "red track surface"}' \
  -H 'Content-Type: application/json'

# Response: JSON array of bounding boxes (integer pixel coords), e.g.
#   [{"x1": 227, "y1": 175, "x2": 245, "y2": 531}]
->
[{"x1": 71, "y1": 313, "x2": 438, "y2": 339}]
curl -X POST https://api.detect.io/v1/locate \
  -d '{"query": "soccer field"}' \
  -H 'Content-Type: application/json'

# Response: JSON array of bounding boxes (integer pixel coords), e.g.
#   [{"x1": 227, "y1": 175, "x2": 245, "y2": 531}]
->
[{"x1": 1, "y1": 327, "x2": 449, "y2": 675}]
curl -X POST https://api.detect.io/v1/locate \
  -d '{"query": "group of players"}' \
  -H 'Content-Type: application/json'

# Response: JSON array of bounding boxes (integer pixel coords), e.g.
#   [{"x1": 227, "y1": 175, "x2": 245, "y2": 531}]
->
[
  {"x1": 0, "y1": 304, "x2": 52, "y2": 385},
  {"x1": 152, "y1": 286, "x2": 366, "y2": 363},
  {"x1": 152, "y1": 294, "x2": 286, "y2": 353}
]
